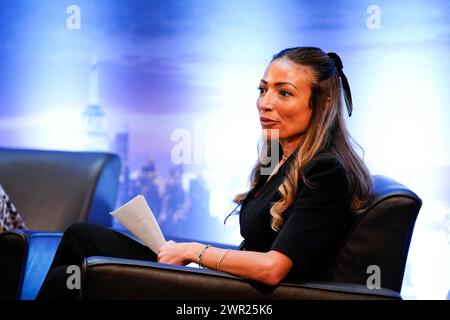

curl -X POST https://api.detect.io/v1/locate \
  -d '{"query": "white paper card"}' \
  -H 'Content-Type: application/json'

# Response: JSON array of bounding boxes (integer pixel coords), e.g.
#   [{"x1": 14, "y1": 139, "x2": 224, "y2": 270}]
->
[{"x1": 110, "y1": 194, "x2": 166, "y2": 253}]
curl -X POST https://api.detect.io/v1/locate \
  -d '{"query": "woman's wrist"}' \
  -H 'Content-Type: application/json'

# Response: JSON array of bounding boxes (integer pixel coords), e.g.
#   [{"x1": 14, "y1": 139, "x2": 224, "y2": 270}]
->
[{"x1": 188, "y1": 242, "x2": 205, "y2": 262}]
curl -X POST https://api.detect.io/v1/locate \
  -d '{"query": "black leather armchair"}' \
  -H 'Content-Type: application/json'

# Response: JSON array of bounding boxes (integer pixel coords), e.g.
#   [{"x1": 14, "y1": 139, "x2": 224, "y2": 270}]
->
[
  {"x1": 80, "y1": 175, "x2": 422, "y2": 300},
  {"x1": 0, "y1": 148, "x2": 121, "y2": 299}
]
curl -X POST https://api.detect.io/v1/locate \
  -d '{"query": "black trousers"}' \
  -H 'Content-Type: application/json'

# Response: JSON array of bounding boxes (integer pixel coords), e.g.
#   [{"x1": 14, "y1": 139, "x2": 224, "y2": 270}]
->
[{"x1": 35, "y1": 222, "x2": 157, "y2": 300}]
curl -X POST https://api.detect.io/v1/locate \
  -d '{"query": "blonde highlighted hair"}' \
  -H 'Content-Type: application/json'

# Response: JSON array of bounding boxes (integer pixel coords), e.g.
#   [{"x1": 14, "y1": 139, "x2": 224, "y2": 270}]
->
[{"x1": 234, "y1": 47, "x2": 372, "y2": 231}]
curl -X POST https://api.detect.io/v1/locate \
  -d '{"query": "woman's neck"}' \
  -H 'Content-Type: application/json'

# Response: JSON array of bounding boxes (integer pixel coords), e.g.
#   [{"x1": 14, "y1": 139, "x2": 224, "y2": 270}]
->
[{"x1": 280, "y1": 135, "x2": 304, "y2": 159}]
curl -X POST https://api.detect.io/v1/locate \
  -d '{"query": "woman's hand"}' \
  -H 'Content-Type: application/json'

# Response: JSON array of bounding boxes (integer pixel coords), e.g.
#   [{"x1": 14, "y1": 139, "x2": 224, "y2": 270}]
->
[{"x1": 157, "y1": 240, "x2": 203, "y2": 266}]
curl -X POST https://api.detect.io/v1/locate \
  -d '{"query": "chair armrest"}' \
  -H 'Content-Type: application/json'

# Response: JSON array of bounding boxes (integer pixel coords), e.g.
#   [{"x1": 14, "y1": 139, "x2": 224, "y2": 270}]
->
[
  {"x1": 0, "y1": 229, "x2": 28, "y2": 299},
  {"x1": 80, "y1": 256, "x2": 401, "y2": 300},
  {"x1": 0, "y1": 229, "x2": 63, "y2": 300}
]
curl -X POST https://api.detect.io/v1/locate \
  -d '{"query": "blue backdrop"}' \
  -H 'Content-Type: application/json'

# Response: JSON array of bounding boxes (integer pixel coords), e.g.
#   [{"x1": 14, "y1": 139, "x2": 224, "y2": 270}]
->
[{"x1": 0, "y1": 0, "x2": 449, "y2": 299}]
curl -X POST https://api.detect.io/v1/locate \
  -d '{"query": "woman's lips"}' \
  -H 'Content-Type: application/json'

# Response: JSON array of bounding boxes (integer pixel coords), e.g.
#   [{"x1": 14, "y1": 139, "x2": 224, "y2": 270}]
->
[{"x1": 260, "y1": 117, "x2": 279, "y2": 127}]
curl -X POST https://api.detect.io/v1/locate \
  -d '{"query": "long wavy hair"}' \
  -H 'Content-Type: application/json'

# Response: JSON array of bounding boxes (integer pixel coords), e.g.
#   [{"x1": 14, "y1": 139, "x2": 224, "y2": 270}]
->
[{"x1": 234, "y1": 47, "x2": 372, "y2": 231}]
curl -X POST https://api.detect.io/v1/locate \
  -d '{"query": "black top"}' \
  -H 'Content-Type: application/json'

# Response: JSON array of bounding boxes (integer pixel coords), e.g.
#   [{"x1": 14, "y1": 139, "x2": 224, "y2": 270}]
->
[{"x1": 239, "y1": 151, "x2": 355, "y2": 283}]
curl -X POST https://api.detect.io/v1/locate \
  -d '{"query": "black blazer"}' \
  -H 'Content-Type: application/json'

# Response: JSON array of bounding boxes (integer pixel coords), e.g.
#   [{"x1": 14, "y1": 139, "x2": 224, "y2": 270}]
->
[{"x1": 239, "y1": 152, "x2": 354, "y2": 283}]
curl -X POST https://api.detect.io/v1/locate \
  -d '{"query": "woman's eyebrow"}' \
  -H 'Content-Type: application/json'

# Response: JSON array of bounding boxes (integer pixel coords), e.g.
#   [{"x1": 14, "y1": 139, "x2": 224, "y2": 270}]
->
[{"x1": 260, "y1": 79, "x2": 298, "y2": 90}]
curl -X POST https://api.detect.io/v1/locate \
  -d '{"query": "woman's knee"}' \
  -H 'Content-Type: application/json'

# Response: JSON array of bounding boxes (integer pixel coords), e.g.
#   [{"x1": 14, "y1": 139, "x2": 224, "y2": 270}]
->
[
  {"x1": 64, "y1": 222, "x2": 90, "y2": 237},
  {"x1": 63, "y1": 222, "x2": 113, "y2": 245},
  {"x1": 62, "y1": 222, "x2": 100, "y2": 245}
]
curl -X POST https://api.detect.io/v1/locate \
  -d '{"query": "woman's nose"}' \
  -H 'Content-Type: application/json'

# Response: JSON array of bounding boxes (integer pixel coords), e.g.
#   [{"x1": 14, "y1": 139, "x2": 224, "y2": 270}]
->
[{"x1": 257, "y1": 92, "x2": 274, "y2": 112}]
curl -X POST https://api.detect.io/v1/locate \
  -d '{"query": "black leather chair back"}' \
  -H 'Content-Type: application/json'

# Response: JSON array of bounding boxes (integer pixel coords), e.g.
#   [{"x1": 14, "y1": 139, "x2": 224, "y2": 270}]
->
[
  {"x1": 0, "y1": 148, "x2": 121, "y2": 230},
  {"x1": 331, "y1": 175, "x2": 422, "y2": 292}
]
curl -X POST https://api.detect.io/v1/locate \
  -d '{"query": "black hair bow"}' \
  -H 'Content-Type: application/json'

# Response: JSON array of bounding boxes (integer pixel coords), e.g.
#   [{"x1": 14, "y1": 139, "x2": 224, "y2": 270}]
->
[{"x1": 327, "y1": 52, "x2": 353, "y2": 117}]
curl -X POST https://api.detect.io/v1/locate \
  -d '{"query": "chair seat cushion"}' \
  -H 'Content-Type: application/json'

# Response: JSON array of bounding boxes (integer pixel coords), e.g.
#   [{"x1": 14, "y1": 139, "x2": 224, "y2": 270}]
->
[{"x1": 20, "y1": 232, "x2": 62, "y2": 300}]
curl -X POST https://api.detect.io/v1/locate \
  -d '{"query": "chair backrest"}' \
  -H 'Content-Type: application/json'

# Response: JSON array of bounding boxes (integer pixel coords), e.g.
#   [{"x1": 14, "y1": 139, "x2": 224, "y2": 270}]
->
[
  {"x1": 331, "y1": 175, "x2": 422, "y2": 293},
  {"x1": 0, "y1": 148, "x2": 121, "y2": 231}
]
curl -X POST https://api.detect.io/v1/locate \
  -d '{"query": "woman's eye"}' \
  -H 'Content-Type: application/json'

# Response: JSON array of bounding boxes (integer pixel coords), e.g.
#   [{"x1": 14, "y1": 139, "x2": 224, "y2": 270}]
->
[
  {"x1": 280, "y1": 89, "x2": 292, "y2": 97},
  {"x1": 257, "y1": 86, "x2": 266, "y2": 94}
]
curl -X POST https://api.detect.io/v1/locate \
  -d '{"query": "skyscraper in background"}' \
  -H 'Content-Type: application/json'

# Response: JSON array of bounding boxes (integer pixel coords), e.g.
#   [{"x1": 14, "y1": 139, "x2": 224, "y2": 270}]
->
[
  {"x1": 115, "y1": 126, "x2": 130, "y2": 207},
  {"x1": 82, "y1": 54, "x2": 108, "y2": 151}
]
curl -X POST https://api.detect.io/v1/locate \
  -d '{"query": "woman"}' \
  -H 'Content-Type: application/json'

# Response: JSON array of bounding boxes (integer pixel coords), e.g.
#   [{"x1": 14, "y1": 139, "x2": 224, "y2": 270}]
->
[{"x1": 36, "y1": 47, "x2": 371, "y2": 299}]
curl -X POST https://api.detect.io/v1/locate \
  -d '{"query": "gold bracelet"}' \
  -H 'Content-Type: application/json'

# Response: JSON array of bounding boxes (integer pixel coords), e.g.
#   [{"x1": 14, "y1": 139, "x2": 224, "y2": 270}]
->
[
  {"x1": 216, "y1": 249, "x2": 231, "y2": 271},
  {"x1": 198, "y1": 245, "x2": 210, "y2": 269}
]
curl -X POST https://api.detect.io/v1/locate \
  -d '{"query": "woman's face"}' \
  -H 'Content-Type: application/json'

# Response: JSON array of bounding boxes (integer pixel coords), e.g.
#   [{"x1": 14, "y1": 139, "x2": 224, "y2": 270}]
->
[{"x1": 257, "y1": 58, "x2": 314, "y2": 142}]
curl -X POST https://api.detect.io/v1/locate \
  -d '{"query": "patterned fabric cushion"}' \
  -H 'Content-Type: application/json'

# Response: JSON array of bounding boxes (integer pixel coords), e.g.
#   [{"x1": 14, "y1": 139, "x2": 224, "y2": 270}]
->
[{"x1": 0, "y1": 184, "x2": 26, "y2": 232}]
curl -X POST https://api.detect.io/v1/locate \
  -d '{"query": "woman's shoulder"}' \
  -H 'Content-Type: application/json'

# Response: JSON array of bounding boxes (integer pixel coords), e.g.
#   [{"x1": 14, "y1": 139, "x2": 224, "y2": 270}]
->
[
  {"x1": 303, "y1": 152, "x2": 347, "y2": 184},
  {"x1": 306, "y1": 151, "x2": 345, "y2": 170}
]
